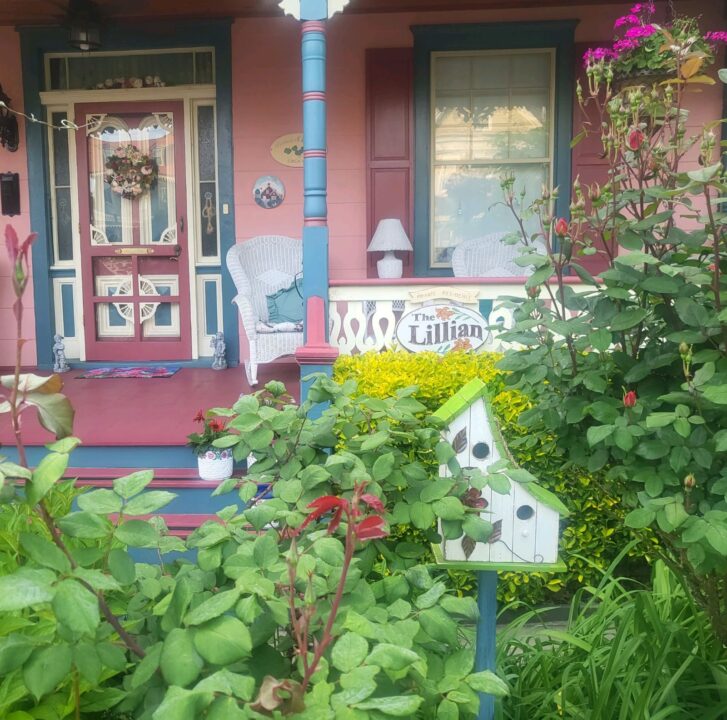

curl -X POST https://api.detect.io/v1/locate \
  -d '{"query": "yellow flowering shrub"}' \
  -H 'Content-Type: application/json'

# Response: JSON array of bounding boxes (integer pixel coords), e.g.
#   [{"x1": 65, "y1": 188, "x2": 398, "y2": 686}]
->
[{"x1": 334, "y1": 350, "x2": 651, "y2": 605}]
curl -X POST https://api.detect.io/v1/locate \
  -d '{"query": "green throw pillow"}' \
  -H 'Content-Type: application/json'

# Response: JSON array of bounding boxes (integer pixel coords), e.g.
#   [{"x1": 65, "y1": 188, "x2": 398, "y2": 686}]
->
[{"x1": 266, "y1": 280, "x2": 303, "y2": 324}]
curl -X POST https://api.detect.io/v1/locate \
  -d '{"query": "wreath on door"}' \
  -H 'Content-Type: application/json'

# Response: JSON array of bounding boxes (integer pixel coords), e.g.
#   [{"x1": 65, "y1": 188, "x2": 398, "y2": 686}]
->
[{"x1": 104, "y1": 144, "x2": 158, "y2": 200}]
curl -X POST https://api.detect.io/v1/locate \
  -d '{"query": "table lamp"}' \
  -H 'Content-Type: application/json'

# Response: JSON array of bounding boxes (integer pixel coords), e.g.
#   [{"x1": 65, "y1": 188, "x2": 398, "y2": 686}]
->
[{"x1": 367, "y1": 218, "x2": 412, "y2": 279}]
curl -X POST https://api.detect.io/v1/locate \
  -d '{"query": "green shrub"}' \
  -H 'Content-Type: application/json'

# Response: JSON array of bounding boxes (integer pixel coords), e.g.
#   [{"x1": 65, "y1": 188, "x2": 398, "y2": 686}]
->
[{"x1": 334, "y1": 350, "x2": 650, "y2": 605}]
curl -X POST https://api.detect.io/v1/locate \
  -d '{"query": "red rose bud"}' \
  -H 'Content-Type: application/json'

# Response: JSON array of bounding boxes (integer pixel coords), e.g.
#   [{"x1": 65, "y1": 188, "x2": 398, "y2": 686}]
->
[
  {"x1": 628, "y1": 128, "x2": 645, "y2": 151},
  {"x1": 554, "y1": 218, "x2": 569, "y2": 236},
  {"x1": 623, "y1": 390, "x2": 637, "y2": 408}
]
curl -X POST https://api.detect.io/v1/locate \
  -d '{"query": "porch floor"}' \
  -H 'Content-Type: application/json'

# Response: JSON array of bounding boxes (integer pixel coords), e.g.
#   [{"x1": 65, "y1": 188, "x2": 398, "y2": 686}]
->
[{"x1": 0, "y1": 361, "x2": 301, "y2": 448}]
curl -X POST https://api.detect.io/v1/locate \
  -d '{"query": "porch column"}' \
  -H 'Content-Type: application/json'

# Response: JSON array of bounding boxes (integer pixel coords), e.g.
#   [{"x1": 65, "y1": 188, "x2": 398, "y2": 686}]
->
[{"x1": 281, "y1": 0, "x2": 344, "y2": 399}]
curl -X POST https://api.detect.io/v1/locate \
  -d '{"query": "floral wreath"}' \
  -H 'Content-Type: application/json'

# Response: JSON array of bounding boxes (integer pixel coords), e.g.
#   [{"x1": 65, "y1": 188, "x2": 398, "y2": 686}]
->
[{"x1": 104, "y1": 144, "x2": 158, "y2": 200}]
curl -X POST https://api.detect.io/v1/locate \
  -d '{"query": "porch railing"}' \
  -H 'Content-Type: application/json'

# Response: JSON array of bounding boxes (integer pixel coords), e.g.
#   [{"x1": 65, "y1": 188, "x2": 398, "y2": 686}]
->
[{"x1": 329, "y1": 278, "x2": 587, "y2": 355}]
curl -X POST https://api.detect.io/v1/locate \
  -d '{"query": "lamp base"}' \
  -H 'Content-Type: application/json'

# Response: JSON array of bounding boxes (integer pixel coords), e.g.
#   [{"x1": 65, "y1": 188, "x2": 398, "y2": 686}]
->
[{"x1": 377, "y1": 252, "x2": 403, "y2": 279}]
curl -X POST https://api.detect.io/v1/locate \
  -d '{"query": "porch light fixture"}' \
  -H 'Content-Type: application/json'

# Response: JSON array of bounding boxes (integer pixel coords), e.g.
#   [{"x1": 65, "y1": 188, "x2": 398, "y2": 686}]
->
[
  {"x1": 278, "y1": 0, "x2": 350, "y2": 19},
  {"x1": 367, "y1": 218, "x2": 413, "y2": 279},
  {"x1": 68, "y1": 0, "x2": 102, "y2": 51}
]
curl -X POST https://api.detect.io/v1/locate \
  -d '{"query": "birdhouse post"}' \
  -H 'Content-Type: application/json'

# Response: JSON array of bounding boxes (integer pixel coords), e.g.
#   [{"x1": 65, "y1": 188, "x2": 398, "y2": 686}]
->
[{"x1": 433, "y1": 379, "x2": 569, "y2": 720}]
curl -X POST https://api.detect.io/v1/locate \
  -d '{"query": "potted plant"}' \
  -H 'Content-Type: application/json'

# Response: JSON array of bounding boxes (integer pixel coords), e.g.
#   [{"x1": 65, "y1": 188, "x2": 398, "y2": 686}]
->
[
  {"x1": 188, "y1": 409, "x2": 233, "y2": 481},
  {"x1": 583, "y1": 2, "x2": 717, "y2": 87}
]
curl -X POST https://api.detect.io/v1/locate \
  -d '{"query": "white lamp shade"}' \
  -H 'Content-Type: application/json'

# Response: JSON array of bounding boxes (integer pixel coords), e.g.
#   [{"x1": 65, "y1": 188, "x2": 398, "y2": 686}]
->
[
  {"x1": 367, "y1": 219, "x2": 413, "y2": 253},
  {"x1": 278, "y1": 0, "x2": 350, "y2": 19}
]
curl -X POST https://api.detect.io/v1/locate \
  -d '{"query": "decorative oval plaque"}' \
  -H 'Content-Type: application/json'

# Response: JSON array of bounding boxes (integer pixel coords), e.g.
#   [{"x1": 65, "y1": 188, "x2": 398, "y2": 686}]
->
[
  {"x1": 395, "y1": 304, "x2": 488, "y2": 354},
  {"x1": 270, "y1": 133, "x2": 304, "y2": 167}
]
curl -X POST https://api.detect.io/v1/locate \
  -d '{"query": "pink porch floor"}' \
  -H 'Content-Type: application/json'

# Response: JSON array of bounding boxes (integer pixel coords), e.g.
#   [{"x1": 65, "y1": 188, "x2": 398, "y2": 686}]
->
[{"x1": 0, "y1": 361, "x2": 300, "y2": 447}]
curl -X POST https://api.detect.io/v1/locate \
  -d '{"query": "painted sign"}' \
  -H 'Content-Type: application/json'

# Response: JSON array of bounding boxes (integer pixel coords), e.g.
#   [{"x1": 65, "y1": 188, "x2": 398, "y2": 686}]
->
[
  {"x1": 270, "y1": 133, "x2": 304, "y2": 167},
  {"x1": 408, "y1": 286, "x2": 480, "y2": 304},
  {"x1": 395, "y1": 304, "x2": 489, "y2": 354}
]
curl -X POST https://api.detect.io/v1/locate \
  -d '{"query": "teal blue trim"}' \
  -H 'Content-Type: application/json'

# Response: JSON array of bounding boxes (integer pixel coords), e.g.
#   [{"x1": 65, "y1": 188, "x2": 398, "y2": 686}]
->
[
  {"x1": 7, "y1": 445, "x2": 196, "y2": 468},
  {"x1": 194, "y1": 266, "x2": 222, "y2": 275},
  {"x1": 60, "y1": 283, "x2": 75, "y2": 337},
  {"x1": 19, "y1": 21, "x2": 238, "y2": 367},
  {"x1": 412, "y1": 21, "x2": 576, "y2": 277},
  {"x1": 204, "y1": 279, "x2": 218, "y2": 335},
  {"x1": 478, "y1": 299, "x2": 493, "y2": 320},
  {"x1": 50, "y1": 268, "x2": 76, "y2": 278},
  {"x1": 476, "y1": 571, "x2": 497, "y2": 720}
]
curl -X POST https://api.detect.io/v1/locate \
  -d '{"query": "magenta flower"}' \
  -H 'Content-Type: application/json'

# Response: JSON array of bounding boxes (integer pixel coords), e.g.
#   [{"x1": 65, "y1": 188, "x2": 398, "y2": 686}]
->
[
  {"x1": 613, "y1": 37, "x2": 640, "y2": 54},
  {"x1": 705, "y1": 31, "x2": 727, "y2": 43},
  {"x1": 625, "y1": 24, "x2": 657, "y2": 39},
  {"x1": 630, "y1": 2, "x2": 655, "y2": 13},
  {"x1": 615, "y1": 14, "x2": 640, "y2": 28},
  {"x1": 583, "y1": 47, "x2": 613, "y2": 66}
]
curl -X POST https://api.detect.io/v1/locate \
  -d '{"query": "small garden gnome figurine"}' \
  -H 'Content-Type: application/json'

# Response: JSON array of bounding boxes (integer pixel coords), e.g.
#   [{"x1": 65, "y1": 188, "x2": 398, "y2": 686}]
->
[
  {"x1": 52, "y1": 334, "x2": 70, "y2": 373},
  {"x1": 211, "y1": 332, "x2": 227, "y2": 370}
]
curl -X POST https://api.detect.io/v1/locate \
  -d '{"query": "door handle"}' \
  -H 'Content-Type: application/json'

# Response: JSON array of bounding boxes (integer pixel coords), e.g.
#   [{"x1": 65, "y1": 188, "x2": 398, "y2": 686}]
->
[
  {"x1": 169, "y1": 245, "x2": 182, "y2": 262},
  {"x1": 179, "y1": 216, "x2": 185, "y2": 233}
]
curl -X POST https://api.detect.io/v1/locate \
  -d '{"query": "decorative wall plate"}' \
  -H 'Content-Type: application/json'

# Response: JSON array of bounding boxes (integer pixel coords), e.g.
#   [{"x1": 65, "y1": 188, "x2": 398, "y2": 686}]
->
[
  {"x1": 270, "y1": 133, "x2": 304, "y2": 167},
  {"x1": 253, "y1": 176, "x2": 285, "y2": 209}
]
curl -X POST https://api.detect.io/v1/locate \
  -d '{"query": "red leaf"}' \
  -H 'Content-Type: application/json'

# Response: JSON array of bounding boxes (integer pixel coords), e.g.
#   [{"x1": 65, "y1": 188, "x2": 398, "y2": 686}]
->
[
  {"x1": 354, "y1": 515, "x2": 388, "y2": 541},
  {"x1": 360, "y1": 494, "x2": 384, "y2": 513},
  {"x1": 327, "y1": 507, "x2": 344, "y2": 535},
  {"x1": 308, "y1": 496, "x2": 349, "y2": 514}
]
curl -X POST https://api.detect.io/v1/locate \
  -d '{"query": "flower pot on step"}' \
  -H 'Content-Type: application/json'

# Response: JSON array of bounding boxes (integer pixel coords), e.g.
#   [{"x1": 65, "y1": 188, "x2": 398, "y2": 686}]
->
[{"x1": 197, "y1": 449, "x2": 233, "y2": 481}]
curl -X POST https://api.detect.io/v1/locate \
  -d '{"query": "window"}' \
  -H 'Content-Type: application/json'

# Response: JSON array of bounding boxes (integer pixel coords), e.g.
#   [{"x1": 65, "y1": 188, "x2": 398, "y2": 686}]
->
[
  {"x1": 413, "y1": 22, "x2": 575, "y2": 277},
  {"x1": 430, "y1": 50, "x2": 554, "y2": 268}
]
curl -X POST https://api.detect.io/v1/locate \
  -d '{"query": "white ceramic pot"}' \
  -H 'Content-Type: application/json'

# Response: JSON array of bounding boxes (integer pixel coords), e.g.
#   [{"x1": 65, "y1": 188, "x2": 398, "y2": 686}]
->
[{"x1": 197, "y1": 449, "x2": 234, "y2": 481}]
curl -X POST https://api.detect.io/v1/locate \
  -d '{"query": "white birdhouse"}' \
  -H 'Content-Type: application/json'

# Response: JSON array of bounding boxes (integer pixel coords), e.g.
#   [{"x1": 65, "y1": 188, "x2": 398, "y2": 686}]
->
[{"x1": 432, "y1": 379, "x2": 569, "y2": 571}]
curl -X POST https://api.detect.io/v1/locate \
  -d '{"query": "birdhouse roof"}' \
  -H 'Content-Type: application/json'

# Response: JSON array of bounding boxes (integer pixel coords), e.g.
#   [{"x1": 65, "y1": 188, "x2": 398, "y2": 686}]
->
[{"x1": 434, "y1": 378, "x2": 570, "y2": 517}]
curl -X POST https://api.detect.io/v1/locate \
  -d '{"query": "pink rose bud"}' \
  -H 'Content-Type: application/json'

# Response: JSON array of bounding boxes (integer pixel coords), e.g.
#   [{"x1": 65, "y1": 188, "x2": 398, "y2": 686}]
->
[
  {"x1": 623, "y1": 390, "x2": 637, "y2": 408},
  {"x1": 628, "y1": 128, "x2": 645, "y2": 151},
  {"x1": 554, "y1": 218, "x2": 569, "y2": 236}
]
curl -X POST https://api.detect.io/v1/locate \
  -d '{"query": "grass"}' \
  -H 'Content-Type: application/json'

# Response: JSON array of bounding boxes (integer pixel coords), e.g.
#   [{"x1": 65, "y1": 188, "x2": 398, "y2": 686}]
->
[{"x1": 496, "y1": 549, "x2": 727, "y2": 720}]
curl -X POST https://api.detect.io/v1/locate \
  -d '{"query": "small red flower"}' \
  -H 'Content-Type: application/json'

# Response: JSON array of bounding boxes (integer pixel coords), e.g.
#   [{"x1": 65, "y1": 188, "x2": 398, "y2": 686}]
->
[
  {"x1": 554, "y1": 218, "x2": 569, "y2": 237},
  {"x1": 208, "y1": 419, "x2": 225, "y2": 432},
  {"x1": 360, "y1": 494, "x2": 385, "y2": 513},
  {"x1": 627, "y1": 128, "x2": 645, "y2": 151},
  {"x1": 623, "y1": 390, "x2": 637, "y2": 408},
  {"x1": 353, "y1": 515, "x2": 388, "y2": 541},
  {"x1": 436, "y1": 307, "x2": 455, "y2": 320},
  {"x1": 193, "y1": 409, "x2": 205, "y2": 423}
]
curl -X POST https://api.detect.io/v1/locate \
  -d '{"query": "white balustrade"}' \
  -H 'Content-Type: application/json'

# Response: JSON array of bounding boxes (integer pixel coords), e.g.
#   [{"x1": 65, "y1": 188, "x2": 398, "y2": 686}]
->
[{"x1": 329, "y1": 282, "x2": 526, "y2": 355}]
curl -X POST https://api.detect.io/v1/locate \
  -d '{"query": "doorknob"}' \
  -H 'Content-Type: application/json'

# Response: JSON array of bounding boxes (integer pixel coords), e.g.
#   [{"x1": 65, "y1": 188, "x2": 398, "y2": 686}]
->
[{"x1": 179, "y1": 216, "x2": 185, "y2": 233}]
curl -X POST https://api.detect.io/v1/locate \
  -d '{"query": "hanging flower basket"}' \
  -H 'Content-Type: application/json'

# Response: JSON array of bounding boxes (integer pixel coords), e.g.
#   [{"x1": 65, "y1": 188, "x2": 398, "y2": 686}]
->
[
  {"x1": 197, "y1": 448, "x2": 234, "y2": 482},
  {"x1": 104, "y1": 144, "x2": 158, "y2": 200}
]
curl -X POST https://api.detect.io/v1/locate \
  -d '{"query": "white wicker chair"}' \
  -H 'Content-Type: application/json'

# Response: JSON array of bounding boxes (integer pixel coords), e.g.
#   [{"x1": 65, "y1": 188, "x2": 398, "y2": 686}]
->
[
  {"x1": 226, "y1": 236, "x2": 303, "y2": 386},
  {"x1": 451, "y1": 232, "x2": 527, "y2": 278}
]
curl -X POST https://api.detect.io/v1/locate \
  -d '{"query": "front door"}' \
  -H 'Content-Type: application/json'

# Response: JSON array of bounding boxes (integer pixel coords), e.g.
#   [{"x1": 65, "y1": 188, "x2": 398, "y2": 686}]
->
[{"x1": 76, "y1": 101, "x2": 192, "y2": 361}]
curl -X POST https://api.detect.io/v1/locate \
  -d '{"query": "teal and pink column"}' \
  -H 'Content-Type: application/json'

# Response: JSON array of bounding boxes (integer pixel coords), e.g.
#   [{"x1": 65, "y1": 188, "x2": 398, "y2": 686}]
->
[{"x1": 279, "y1": 0, "x2": 344, "y2": 398}]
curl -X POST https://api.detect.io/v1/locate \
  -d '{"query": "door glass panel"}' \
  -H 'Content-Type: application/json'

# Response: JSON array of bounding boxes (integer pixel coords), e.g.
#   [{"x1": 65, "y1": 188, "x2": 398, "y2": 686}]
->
[{"x1": 81, "y1": 105, "x2": 188, "y2": 358}]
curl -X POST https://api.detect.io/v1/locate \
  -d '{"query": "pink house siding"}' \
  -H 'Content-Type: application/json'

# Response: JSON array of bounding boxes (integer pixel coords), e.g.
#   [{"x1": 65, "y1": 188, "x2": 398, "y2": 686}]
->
[
  {"x1": 0, "y1": 27, "x2": 35, "y2": 367},
  {"x1": 230, "y1": 1, "x2": 725, "y2": 282}
]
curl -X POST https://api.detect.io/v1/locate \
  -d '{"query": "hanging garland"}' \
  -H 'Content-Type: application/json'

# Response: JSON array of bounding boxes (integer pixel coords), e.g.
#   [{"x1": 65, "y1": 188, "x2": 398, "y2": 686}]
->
[{"x1": 104, "y1": 144, "x2": 158, "y2": 200}]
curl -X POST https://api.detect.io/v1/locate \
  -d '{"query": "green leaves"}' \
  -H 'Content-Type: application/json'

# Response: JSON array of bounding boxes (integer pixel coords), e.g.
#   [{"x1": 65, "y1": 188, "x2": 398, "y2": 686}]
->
[
  {"x1": 0, "y1": 569, "x2": 54, "y2": 611},
  {"x1": 184, "y1": 588, "x2": 240, "y2": 626},
  {"x1": 52, "y1": 579, "x2": 100, "y2": 637},
  {"x1": 332, "y1": 633, "x2": 369, "y2": 673},
  {"x1": 465, "y1": 670, "x2": 508, "y2": 697},
  {"x1": 27, "y1": 452, "x2": 68, "y2": 506},
  {"x1": 355, "y1": 695, "x2": 423, "y2": 716},
  {"x1": 161, "y1": 628, "x2": 203, "y2": 687},
  {"x1": 113, "y1": 469, "x2": 154, "y2": 499},
  {"x1": 114, "y1": 519, "x2": 160, "y2": 548},
  {"x1": 193, "y1": 616, "x2": 252, "y2": 664},
  {"x1": 23, "y1": 644, "x2": 73, "y2": 700},
  {"x1": 609, "y1": 308, "x2": 649, "y2": 331}
]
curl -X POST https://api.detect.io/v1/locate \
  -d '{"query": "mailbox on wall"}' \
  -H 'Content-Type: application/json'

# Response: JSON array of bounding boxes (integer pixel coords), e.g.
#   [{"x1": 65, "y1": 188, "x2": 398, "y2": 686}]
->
[{"x1": 0, "y1": 172, "x2": 20, "y2": 216}]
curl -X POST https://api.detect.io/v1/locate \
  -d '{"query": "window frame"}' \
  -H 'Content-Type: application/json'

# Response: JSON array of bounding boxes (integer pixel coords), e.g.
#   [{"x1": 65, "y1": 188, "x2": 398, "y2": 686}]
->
[{"x1": 412, "y1": 21, "x2": 576, "y2": 277}]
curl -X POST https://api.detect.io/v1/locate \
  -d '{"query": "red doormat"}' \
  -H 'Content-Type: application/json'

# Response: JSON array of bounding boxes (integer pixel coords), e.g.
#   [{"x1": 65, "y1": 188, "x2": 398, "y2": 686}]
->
[{"x1": 76, "y1": 366, "x2": 181, "y2": 379}]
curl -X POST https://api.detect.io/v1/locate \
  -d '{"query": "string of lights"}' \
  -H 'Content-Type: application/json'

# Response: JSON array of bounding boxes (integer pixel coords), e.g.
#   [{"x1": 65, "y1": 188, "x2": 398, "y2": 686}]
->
[{"x1": 0, "y1": 100, "x2": 96, "y2": 132}]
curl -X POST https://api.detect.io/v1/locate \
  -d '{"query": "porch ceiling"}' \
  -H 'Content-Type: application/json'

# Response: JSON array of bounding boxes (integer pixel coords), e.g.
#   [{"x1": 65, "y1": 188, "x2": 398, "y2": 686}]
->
[{"x1": 3, "y1": 0, "x2": 626, "y2": 27}]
